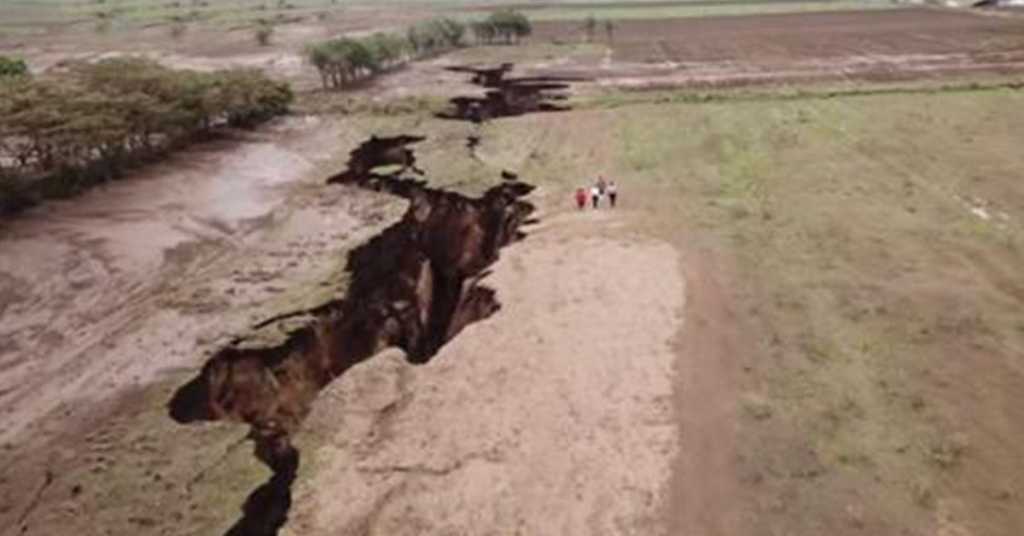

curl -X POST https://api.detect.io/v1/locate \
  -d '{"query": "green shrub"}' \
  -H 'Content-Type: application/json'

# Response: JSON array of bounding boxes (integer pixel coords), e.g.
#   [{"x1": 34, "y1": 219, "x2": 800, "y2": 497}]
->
[
  {"x1": 435, "y1": 18, "x2": 467, "y2": 48},
  {"x1": 218, "y1": 69, "x2": 294, "y2": 127},
  {"x1": 306, "y1": 37, "x2": 378, "y2": 89},
  {"x1": 0, "y1": 56, "x2": 28, "y2": 78},
  {"x1": 365, "y1": 32, "x2": 409, "y2": 69},
  {"x1": 408, "y1": 17, "x2": 466, "y2": 55},
  {"x1": 486, "y1": 10, "x2": 532, "y2": 44},
  {"x1": 471, "y1": 10, "x2": 532, "y2": 45}
]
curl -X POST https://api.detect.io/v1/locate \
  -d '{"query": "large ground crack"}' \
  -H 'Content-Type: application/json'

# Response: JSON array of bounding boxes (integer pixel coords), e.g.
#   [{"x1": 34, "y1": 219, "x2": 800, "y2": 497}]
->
[
  {"x1": 167, "y1": 134, "x2": 534, "y2": 535},
  {"x1": 438, "y1": 63, "x2": 585, "y2": 123}
]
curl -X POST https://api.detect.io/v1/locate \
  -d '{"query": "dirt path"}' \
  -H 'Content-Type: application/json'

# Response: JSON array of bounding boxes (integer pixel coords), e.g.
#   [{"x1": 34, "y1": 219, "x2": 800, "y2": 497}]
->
[{"x1": 667, "y1": 251, "x2": 744, "y2": 536}]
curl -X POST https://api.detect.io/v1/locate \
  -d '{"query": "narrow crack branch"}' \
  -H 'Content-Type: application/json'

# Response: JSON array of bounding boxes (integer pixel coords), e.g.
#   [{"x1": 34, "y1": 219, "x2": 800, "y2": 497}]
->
[{"x1": 16, "y1": 470, "x2": 53, "y2": 531}]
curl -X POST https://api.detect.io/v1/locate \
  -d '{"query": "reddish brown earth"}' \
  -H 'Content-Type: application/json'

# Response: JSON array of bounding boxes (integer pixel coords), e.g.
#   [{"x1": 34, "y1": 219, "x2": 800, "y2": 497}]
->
[{"x1": 530, "y1": 8, "x2": 1024, "y2": 88}]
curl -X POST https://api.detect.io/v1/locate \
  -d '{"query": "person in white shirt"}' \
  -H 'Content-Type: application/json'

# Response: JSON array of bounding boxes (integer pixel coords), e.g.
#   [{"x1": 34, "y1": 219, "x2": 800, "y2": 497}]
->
[
  {"x1": 607, "y1": 180, "x2": 618, "y2": 208},
  {"x1": 590, "y1": 185, "x2": 601, "y2": 209}
]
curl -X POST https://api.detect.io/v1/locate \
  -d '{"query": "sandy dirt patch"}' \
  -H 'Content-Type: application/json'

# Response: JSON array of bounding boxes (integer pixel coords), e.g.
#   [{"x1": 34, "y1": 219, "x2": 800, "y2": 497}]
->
[{"x1": 284, "y1": 207, "x2": 684, "y2": 535}]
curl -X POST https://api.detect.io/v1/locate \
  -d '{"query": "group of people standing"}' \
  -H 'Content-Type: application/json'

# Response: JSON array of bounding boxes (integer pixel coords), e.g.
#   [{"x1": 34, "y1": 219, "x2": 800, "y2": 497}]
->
[{"x1": 575, "y1": 176, "x2": 618, "y2": 210}]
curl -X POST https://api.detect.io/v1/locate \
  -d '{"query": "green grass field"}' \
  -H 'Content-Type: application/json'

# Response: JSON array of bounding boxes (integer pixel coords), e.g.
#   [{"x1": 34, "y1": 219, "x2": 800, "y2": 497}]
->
[{"x1": 427, "y1": 85, "x2": 1024, "y2": 532}]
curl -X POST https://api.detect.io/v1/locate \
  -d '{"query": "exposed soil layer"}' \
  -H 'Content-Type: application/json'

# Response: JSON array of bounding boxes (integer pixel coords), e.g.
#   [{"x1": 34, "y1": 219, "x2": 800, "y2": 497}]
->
[
  {"x1": 528, "y1": 8, "x2": 1024, "y2": 88},
  {"x1": 283, "y1": 213, "x2": 685, "y2": 536},
  {"x1": 438, "y1": 63, "x2": 584, "y2": 122},
  {"x1": 168, "y1": 136, "x2": 535, "y2": 535},
  {"x1": 326, "y1": 134, "x2": 427, "y2": 184}
]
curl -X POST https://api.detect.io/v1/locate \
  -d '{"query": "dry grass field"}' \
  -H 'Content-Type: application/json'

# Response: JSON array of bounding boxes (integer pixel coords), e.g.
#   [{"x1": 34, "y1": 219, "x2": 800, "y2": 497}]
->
[{"x1": 491, "y1": 86, "x2": 1024, "y2": 534}]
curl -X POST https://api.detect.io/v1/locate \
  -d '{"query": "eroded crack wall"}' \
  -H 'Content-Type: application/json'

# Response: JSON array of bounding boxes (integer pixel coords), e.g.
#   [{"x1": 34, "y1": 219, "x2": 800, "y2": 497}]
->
[
  {"x1": 439, "y1": 63, "x2": 585, "y2": 122},
  {"x1": 168, "y1": 135, "x2": 534, "y2": 535}
]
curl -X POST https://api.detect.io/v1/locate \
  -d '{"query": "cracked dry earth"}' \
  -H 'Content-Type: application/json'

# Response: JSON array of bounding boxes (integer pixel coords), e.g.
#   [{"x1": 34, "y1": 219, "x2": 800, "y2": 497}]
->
[
  {"x1": 0, "y1": 116, "x2": 415, "y2": 536},
  {"x1": 0, "y1": 113, "x2": 691, "y2": 534},
  {"x1": 284, "y1": 209, "x2": 684, "y2": 535}
]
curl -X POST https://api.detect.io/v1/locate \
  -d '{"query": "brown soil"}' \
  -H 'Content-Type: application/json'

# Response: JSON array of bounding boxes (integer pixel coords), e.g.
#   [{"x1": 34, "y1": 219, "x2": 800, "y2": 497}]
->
[
  {"x1": 0, "y1": 118, "x2": 344, "y2": 444},
  {"x1": 283, "y1": 208, "x2": 685, "y2": 535},
  {"x1": 3, "y1": 5, "x2": 1024, "y2": 536},
  {"x1": 0, "y1": 115, "x2": 399, "y2": 535},
  {"x1": 529, "y1": 8, "x2": 1024, "y2": 88},
  {"x1": 667, "y1": 250, "x2": 745, "y2": 536},
  {"x1": 168, "y1": 136, "x2": 536, "y2": 534}
]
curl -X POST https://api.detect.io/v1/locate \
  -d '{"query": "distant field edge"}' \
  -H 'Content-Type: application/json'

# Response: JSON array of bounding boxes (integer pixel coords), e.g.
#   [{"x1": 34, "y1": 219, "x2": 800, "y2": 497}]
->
[
  {"x1": 582, "y1": 77, "x2": 1024, "y2": 108},
  {"x1": 458, "y1": 0, "x2": 887, "y2": 11},
  {"x1": 453, "y1": 0, "x2": 900, "y2": 21}
]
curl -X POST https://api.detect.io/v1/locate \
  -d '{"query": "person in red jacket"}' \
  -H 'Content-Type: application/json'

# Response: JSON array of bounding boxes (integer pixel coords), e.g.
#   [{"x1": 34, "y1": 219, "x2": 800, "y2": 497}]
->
[{"x1": 575, "y1": 187, "x2": 587, "y2": 210}]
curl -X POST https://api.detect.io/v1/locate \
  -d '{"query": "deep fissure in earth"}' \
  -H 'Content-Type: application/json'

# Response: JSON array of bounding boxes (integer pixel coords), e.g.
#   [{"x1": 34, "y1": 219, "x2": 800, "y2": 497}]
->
[
  {"x1": 439, "y1": 63, "x2": 584, "y2": 123},
  {"x1": 168, "y1": 134, "x2": 535, "y2": 535}
]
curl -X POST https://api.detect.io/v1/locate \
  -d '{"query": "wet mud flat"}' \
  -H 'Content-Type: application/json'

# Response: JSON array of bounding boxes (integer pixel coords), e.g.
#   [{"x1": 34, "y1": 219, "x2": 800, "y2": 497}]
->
[{"x1": 168, "y1": 134, "x2": 536, "y2": 535}]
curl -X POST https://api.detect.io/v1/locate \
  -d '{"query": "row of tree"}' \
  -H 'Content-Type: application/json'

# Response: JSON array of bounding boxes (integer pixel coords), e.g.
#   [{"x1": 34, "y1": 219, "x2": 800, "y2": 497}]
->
[
  {"x1": 470, "y1": 10, "x2": 533, "y2": 45},
  {"x1": 307, "y1": 11, "x2": 533, "y2": 91},
  {"x1": 306, "y1": 17, "x2": 466, "y2": 90},
  {"x1": 0, "y1": 58, "x2": 293, "y2": 214}
]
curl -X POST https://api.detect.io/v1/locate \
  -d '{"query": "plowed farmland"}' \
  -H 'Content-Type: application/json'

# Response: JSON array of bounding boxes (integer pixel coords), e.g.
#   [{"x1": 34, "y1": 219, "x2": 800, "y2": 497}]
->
[{"x1": 533, "y1": 8, "x2": 1024, "y2": 87}]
